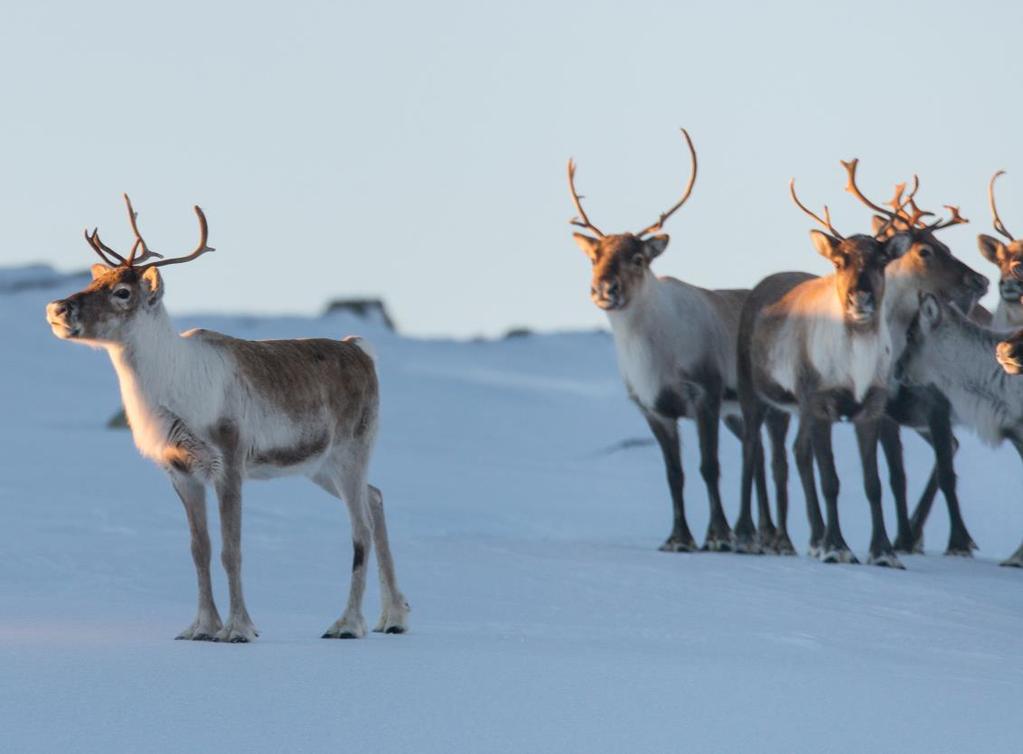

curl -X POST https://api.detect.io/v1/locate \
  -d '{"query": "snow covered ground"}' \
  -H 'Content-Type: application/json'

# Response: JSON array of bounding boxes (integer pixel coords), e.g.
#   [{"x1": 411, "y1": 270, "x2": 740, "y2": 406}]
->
[{"x1": 2, "y1": 266, "x2": 1021, "y2": 753}]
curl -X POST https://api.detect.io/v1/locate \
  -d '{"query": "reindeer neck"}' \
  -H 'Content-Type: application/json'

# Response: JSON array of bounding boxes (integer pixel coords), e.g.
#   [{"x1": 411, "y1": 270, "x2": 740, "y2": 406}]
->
[{"x1": 104, "y1": 305, "x2": 198, "y2": 420}]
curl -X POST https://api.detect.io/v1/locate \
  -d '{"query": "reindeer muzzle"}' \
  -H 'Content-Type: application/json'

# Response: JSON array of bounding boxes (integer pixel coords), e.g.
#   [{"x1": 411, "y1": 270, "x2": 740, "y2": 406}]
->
[
  {"x1": 46, "y1": 299, "x2": 81, "y2": 339},
  {"x1": 846, "y1": 292, "x2": 876, "y2": 324}
]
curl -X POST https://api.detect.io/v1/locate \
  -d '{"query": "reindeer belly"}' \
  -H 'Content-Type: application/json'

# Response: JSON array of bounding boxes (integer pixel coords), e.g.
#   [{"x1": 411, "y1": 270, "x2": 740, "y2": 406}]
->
[{"x1": 245, "y1": 430, "x2": 332, "y2": 479}]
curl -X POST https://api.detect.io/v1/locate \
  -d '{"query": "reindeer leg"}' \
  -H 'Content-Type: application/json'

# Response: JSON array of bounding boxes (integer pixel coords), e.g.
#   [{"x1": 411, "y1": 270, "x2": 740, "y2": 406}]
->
[
  {"x1": 1001, "y1": 438, "x2": 1023, "y2": 567},
  {"x1": 793, "y1": 415, "x2": 824, "y2": 557},
  {"x1": 367, "y1": 485, "x2": 410, "y2": 634},
  {"x1": 766, "y1": 409, "x2": 795, "y2": 555},
  {"x1": 643, "y1": 412, "x2": 697, "y2": 552},
  {"x1": 908, "y1": 463, "x2": 939, "y2": 554},
  {"x1": 320, "y1": 462, "x2": 374, "y2": 639},
  {"x1": 879, "y1": 418, "x2": 914, "y2": 553},
  {"x1": 927, "y1": 410, "x2": 976, "y2": 557},
  {"x1": 729, "y1": 413, "x2": 776, "y2": 552},
  {"x1": 696, "y1": 389, "x2": 735, "y2": 552},
  {"x1": 213, "y1": 466, "x2": 258, "y2": 643},
  {"x1": 169, "y1": 472, "x2": 222, "y2": 641},
  {"x1": 856, "y1": 418, "x2": 903, "y2": 568},
  {"x1": 811, "y1": 418, "x2": 857, "y2": 564},
  {"x1": 732, "y1": 406, "x2": 765, "y2": 554}
]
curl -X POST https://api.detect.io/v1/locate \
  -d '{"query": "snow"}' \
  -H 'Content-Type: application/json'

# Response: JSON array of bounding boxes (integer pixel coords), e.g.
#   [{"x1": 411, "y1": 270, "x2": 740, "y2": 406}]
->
[{"x1": 2, "y1": 265, "x2": 1021, "y2": 753}]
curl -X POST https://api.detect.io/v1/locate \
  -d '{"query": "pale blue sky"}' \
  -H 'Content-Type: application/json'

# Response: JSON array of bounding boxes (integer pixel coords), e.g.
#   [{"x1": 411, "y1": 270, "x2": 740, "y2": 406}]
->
[{"x1": 3, "y1": 0, "x2": 1021, "y2": 337}]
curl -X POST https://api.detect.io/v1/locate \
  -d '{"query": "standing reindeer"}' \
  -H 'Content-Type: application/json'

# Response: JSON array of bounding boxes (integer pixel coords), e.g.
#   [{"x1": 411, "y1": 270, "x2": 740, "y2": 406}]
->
[
  {"x1": 896, "y1": 293, "x2": 1023, "y2": 566},
  {"x1": 978, "y1": 171, "x2": 1023, "y2": 330},
  {"x1": 737, "y1": 162, "x2": 914, "y2": 566},
  {"x1": 568, "y1": 130, "x2": 790, "y2": 554},
  {"x1": 46, "y1": 196, "x2": 409, "y2": 641},
  {"x1": 846, "y1": 178, "x2": 989, "y2": 556}
]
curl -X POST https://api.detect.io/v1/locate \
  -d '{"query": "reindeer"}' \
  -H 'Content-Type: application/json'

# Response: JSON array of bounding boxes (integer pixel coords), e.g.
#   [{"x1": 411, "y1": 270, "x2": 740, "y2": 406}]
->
[
  {"x1": 896, "y1": 292, "x2": 1023, "y2": 566},
  {"x1": 843, "y1": 179, "x2": 989, "y2": 556},
  {"x1": 568, "y1": 130, "x2": 790, "y2": 554},
  {"x1": 978, "y1": 171, "x2": 1023, "y2": 330},
  {"x1": 737, "y1": 162, "x2": 916, "y2": 566},
  {"x1": 45, "y1": 196, "x2": 409, "y2": 642}
]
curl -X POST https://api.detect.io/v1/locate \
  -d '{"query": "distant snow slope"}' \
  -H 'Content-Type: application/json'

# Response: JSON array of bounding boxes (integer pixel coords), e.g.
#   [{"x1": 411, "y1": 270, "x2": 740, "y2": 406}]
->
[{"x1": 2, "y1": 266, "x2": 1021, "y2": 753}]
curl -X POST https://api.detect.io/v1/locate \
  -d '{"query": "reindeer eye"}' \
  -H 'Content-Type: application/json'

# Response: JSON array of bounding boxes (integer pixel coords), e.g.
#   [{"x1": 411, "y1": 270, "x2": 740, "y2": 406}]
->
[
  {"x1": 632, "y1": 254, "x2": 645, "y2": 267},
  {"x1": 113, "y1": 288, "x2": 131, "y2": 300},
  {"x1": 918, "y1": 247, "x2": 932, "y2": 259}
]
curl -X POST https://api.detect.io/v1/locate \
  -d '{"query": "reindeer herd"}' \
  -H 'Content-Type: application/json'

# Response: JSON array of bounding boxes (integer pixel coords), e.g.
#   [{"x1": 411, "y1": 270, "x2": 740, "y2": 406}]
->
[
  {"x1": 41, "y1": 129, "x2": 1023, "y2": 643},
  {"x1": 569, "y1": 129, "x2": 1023, "y2": 570}
]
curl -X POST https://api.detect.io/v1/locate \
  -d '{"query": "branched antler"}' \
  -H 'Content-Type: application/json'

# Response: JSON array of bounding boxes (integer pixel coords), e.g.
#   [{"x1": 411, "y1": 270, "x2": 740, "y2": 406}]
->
[
  {"x1": 841, "y1": 158, "x2": 918, "y2": 238},
  {"x1": 123, "y1": 194, "x2": 164, "y2": 265},
  {"x1": 636, "y1": 128, "x2": 698, "y2": 237},
  {"x1": 137, "y1": 205, "x2": 215, "y2": 270},
  {"x1": 83, "y1": 196, "x2": 214, "y2": 270},
  {"x1": 989, "y1": 170, "x2": 1015, "y2": 241}
]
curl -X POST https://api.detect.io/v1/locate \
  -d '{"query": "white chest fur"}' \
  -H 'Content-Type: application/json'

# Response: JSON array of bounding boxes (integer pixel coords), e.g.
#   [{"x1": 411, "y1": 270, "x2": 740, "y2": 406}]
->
[
  {"x1": 767, "y1": 289, "x2": 891, "y2": 402},
  {"x1": 606, "y1": 278, "x2": 728, "y2": 412}
]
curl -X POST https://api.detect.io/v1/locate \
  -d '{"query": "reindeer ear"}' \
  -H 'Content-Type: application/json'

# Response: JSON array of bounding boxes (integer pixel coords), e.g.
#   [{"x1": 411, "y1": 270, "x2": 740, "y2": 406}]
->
[
  {"x1": 644, "y1": 234, "x2": 669, "y2": 260},
  {"x1": 870, "y1": 216, "x2": 890, "y2": 237},
  {"x1": 918, "y1": 291, "x2": 942, "y2": 329},
  {"x1": 809, "y1": 230, "x2": 842, "y2": 263},
  {"x1": 978, "y1": 234, "x2": 1006, "y2": 265},
  {"x1": 573, "y1": 233, "x2": 600, "y2": 262},
  {"x1": 883, "y1": 232, "x2": 913, "y2": 261},
  {"x1": 90, "y1": 264, "x2": 110, "y2": 280},
  {"x1": 140, "y1": 267, "x2": 164, "y2": 306}
]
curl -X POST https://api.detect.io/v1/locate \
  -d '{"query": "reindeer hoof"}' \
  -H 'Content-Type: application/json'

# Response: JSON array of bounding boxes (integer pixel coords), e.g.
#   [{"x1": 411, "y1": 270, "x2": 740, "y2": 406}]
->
[
  {"x1": 659, "y1": 537, "x2": 697, "y2": 553},
  {"x1": 374, "y1": 599, "x2": 410, "y2": 635},
  {"x1": 821, "y1": 548, "x2": 859, "y2": 565},
  {"x1": 868, "y1": 551, "x2": 906, "y2": 569},
  {"x1": 176, "y1": 618, "x2": 223, "y2": 641},
  {"x1": 214, "y1": 620, "x2": 259, "y2": 643},
  {"x1": 323, "y1": 615, "x2": 367, "y2": 639},
  {"x1": 772, "y1": 531, "x2": 797, "y2": 556},
  {"x1": 732, "y1": 536, "x2": 762, "y2": 555},
  {"x1": 944, "y1": 546, "x2": 975, "y2": 558}
]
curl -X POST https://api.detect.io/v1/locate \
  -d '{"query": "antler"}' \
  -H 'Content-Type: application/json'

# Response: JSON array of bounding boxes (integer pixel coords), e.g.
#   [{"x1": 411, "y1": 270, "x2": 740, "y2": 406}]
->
[
  {"x1": 122, "y1": 194, "x2": 164, "y2": 265},
  {"x1": 83, "y1": 228, "x2": 127, "y2": 266},
  {"x1": 135, "y1": 205, "x2": 215, "y2": 270},
  {"x1": 82, "y1": 196, "x2": 213, "y2": 270},
  {"x1": 789, "y1": 178, "x2": 844, "y2": 239},
  {"x1": 567, "y1": 159, "x2": 605, "y2": 238},
  {"x1": 841, "y1": 158, "x2": 919, "y2": 238},
  {"x1": 635, "y1": 128, "x2": 698, "y2": 237},
  {"x1": 989, "y1": 170, "x2": 1015, "y2": 241},
  {"x1": 926, "y1": 205, "x2": 969, "y2": 232}
]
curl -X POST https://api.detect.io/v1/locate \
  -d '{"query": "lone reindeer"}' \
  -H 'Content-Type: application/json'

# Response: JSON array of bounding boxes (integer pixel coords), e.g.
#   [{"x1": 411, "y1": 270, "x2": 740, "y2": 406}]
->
[
  {"x1": 46, "y1": 196, "x2": 409, "y2": 641},
  {"x1": 568, "y1": 129, "x2": 790, "y2": 554},
  {"x1": 737, "y1": 162, "x2": 914, "y2": 566}
]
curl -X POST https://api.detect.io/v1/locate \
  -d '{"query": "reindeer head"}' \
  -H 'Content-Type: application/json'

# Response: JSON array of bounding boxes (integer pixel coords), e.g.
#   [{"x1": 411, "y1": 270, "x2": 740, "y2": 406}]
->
[
  {"x1": 46, "y1": 195, "x2": 214, "y2": 345},
  {"x1": 894, "y1": 292, "x2": 946, "y2": 386},
  {"x1": 977, "y1": 171, "x2": 1023, "y2": 306},
  {"x1": 860, "y1": 177, "x2": 988, "y2": 316},
  {"x1": 568, "y1": 129, "x2": 697, "y2": 311},
  {"x1": 790, "y1": 160, "x2": 914, "y2": 330}
]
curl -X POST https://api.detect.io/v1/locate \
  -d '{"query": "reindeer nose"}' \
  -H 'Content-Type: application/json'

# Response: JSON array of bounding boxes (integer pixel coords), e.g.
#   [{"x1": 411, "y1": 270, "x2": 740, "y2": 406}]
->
[
  {"x1": 850, "y1": 291, "x2": 874, "y2": 309},
  {"x1": 47, "y1": 299, "x2": 72, "y2": 319},
  {"x1": 969, "y1": 271, "x2": 990, "y2": 295}
]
